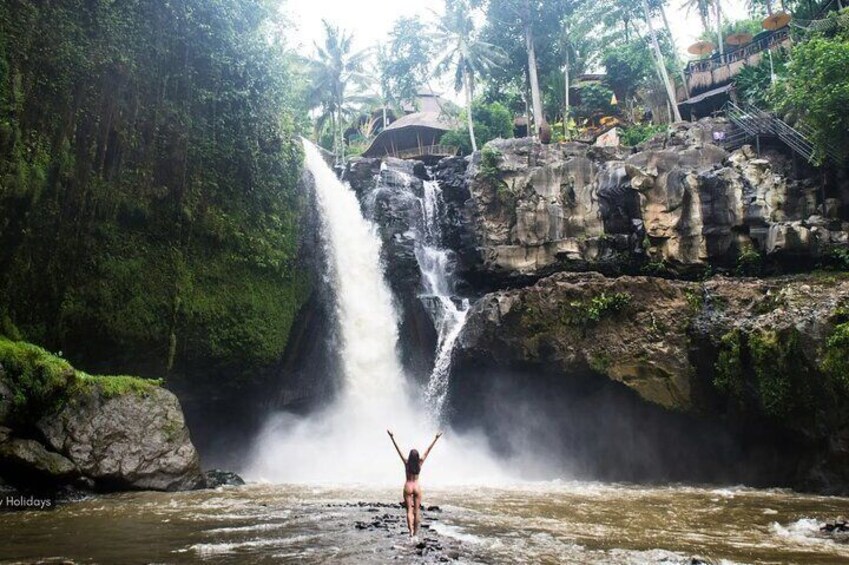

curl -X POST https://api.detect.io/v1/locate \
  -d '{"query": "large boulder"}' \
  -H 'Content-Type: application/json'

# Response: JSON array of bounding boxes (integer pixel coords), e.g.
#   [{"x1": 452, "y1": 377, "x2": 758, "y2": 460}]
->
[
  {"x1": 37, "y1": 382, "x2": 204, "y2": 491},
  {"x1": 451, "y1": 271, "x2": 849, "y2": 491}
]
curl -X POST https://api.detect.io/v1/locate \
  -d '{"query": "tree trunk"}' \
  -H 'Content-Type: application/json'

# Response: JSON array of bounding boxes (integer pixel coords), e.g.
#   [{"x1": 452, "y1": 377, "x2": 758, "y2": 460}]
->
[
  {"x1": 464, "y1": 68, "x2": 477, "y2": 153},
  {"x1": 715, "y1": 0, "x2": 724, "y2": 56},
  {"x1": 525, "y1": 22, "x2": 544, "y2": 136},
  {"x1": 642, "y1": 0, "x2": 682, "y2": 122},
  {"x1": 660, "y1": 4, "x2": 690, "y2": 99},
  {"x1": 564, "y1": 52, "x2": 570, "y2": 138}
]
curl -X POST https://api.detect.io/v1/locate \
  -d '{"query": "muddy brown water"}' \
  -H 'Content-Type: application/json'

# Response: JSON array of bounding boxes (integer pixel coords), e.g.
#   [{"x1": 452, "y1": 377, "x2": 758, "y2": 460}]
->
[{"x1": 1, "y1": 482, "x2": 848, "y2": 564}]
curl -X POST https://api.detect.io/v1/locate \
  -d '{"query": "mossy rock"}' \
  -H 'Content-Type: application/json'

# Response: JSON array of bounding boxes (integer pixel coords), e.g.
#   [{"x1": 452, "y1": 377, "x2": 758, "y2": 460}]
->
[{"x1": 0, "y1": 337, "x2": 161, "y2": 426}]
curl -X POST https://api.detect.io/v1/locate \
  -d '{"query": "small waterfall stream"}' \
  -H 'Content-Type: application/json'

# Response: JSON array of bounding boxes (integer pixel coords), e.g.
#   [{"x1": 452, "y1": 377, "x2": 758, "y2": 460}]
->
[{"x1": 415, "y1": 180, "x2": 469, "y2": 418}]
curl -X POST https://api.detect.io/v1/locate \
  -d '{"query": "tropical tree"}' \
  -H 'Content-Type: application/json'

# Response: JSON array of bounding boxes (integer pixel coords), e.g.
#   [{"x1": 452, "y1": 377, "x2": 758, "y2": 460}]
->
[
  {"x1": 682, "y1": 0, "x2": 713, "y2": 34},
  {"x1": 433, "y1": 0, "x2": 508, "y2": 152},
  {"x1": 377, "y1": 16, "x2": 435, "y2": 110},
  {"x1": 307, "y1": 20, "x2": 372, "y2": 164},
  {"x1": 484, "y1": 0, "x2": 575, "y2": 136}
]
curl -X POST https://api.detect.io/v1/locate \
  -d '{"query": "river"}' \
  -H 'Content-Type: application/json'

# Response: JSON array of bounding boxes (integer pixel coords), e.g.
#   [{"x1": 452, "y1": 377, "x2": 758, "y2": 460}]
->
[{"x1": 1, "y1": 482, "x2": 848, "y2": 564}]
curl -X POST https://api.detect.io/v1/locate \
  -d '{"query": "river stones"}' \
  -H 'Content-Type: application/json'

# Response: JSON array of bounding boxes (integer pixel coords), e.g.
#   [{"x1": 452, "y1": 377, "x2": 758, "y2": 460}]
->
[{"x1": 204, "y1": 469, "x2": 245, "y2": 488}]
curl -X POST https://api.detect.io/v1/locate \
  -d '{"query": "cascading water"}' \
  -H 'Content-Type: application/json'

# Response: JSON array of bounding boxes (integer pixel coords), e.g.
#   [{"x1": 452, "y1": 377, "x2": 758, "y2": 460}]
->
[
  {"x1": 415, "y1": 180, "x2": 470, "y2": 418},
  {"x1": 246, "y1": 141, "x2": 502, "y2": 485}
]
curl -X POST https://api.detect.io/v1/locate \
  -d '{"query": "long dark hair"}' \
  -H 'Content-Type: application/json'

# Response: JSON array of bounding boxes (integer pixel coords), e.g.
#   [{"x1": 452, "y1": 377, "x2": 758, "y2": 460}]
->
[{"x1": 406, "y1": 449, "x2": 421, "y2": 475}]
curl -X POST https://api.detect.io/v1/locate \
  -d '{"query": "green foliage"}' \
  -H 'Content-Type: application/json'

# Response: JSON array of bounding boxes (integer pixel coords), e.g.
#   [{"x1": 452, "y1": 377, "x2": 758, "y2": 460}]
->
[
  {"x1": 779, "y1": 30, "x2": 849, "y2": 163},
  {"x1": 441, "y1": 101, "x2": 514, "y2": 155},
  {"x1": 714, "y1": 329, "x2": 745, "y2": 399},
  {"x1": 819, "y1": 246, "x2": 849, "y2": 271},
  {"x1": 378, "y1": 17, "x2": 434, "y2": 108},
  {"x1": 734, "y1": 49, "x2": 788, "y2": 107},
  {"x1": 821, "y1": 322, "x2": 849, "y2": 392},
  {"x1": 699, "y1": 19, "x2": 763, "y2": 44},
  {"x1": 308, "y1": 20, "x2": 372, "y2": 157},
  {"x1": 684, "y1": 288, "x2": 704, "y2": 313},
  {"x1": 519, "y1": 291, "x2": 632, "y2": 339},
  {"x1": 572, "y1": 292, "x2": 631, "y2": 324},
  {"x1": 736, "y1": 244, "x2": 764, "y2": 276},
  {"x1": 713, "y1": 328, "x2": 818, "y2": 419},
  {"x1": 78, "y1": 373, "x2": 161, "y2": 399},
  {"x1": 0, "y1": 0, "x2": 310, "y2": 384},
  {"x1": 748, "y1": 330, "x2": 813, "y2": 418},
  {"x1": 0, "y1": 338, "x2": 76, "y2": 425},
  {"x1": 602, "y1": 41, "x2": 657, "y2": 102},
  {"x1": 619, "y1": 123, "x2": 667, "y2": 147},
  {"x1": 575, "y1": 83, "x2": 615, "y2": 119},
  {"x1": 480, "y1": 146, "x2": 503, "y2": 180}
]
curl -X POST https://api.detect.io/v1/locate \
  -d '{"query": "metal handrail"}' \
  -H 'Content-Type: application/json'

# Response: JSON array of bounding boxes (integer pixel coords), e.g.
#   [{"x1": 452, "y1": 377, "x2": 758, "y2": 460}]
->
[{"x1": 724, "y1": 101, "x2": 842, "y2": 164}]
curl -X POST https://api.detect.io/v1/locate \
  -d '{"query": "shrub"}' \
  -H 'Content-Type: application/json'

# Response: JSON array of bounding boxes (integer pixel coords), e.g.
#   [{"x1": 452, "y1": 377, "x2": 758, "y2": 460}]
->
[
  {"x1": 619, "y1": 123, "x2": 667, "y2": 147},
  {"x1": 821, "y1": 322, "x2": 849, "y2": 392}
]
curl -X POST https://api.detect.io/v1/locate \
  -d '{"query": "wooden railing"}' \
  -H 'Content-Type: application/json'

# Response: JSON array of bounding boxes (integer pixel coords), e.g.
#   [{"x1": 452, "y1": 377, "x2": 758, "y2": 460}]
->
[
  {"x1": 684, "y1": 27, "x2": 792, "y2": 96},
  {"x1": 389, "y1": 144, "x2": 460, "y2": 160}
]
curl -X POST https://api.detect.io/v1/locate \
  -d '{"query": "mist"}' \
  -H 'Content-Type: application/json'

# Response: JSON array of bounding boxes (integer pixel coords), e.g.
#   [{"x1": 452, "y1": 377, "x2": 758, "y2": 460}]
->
[{"x1": 244, "y1": 141, "x2": 506, "y2": 486}]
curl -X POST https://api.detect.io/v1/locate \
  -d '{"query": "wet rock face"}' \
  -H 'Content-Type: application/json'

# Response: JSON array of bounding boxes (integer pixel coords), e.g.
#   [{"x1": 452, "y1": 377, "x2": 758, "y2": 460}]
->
[
  {"x1": 446, "y1": 126, "x2": 848, "y2": 284},
  {"x1": 36, "y1": 385, "x2": 204, "y2": 491},
  {"x1": 343, "y1": 157, "x2": 438, "y2": 382},
  {"x1": 451, "y1": 270, "x2": 849, "y2": 491}
]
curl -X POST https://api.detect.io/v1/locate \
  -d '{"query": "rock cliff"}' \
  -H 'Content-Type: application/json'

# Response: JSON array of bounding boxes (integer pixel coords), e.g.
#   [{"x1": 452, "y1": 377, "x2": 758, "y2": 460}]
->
[
  {"x1": 427, "y1": 126, "x2": 849, "y2": 491},
  {"x1": 435, "y1": 123, "x2": 848, "y2": 287}
]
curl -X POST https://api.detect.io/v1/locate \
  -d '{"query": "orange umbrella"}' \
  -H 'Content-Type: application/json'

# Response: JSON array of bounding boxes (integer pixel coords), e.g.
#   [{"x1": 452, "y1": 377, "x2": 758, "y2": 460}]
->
[
  {"x1": 688, "y1": 40, "x2": 715, "y2": 56},
  {"x1": 762, "y1": 11, "x2": 791, "y2": 31},
  {"x1": 726, "y1": 32, "x2": 753, "y2": 46}
]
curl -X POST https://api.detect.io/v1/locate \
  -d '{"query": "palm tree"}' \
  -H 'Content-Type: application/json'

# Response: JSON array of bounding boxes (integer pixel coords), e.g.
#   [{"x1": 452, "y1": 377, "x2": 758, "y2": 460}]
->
[
  {"x1": 659, "y1": 2, "x2": 690, "y2": 98},
  {"x1": 432, "y1": 1, "x2": 508, "y2": 152},
  {"x1": 682, "y1": 0, "x2": 712, "y2": 34},
  {"x1": 642, "y1": 0, "x2": 682, "y2": 121},
  {"x1": 307, "y1": 20, "x2": 372, "y2": 165}
]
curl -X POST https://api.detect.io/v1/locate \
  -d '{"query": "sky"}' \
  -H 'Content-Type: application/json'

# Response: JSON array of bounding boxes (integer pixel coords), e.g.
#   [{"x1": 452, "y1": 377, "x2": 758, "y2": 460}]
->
[{"x1": 285, "y1": 0, "x2": 751, "y2": 99}]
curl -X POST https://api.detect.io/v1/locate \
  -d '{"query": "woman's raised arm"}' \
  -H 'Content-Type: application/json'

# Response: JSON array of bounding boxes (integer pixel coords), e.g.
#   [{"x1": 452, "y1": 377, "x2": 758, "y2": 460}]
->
[
  {"x1": 421, "y1": 432, "x2": 443, "y2": 463},
  {"x1": 387, "y1": 430, "x2": 406, "y2": 464}
]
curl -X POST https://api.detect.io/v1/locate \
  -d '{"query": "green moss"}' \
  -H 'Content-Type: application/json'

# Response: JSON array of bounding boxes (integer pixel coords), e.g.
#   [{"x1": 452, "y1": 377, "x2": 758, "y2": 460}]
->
[
  {"x1": 714, "y1": 329, "x2": 745, "y2": 399},
  {"x1": 579, "y1": 292, "x2": 632, "y2": 325},
  {"x1": 0, "y1": 313, "x2": 22, "y2": 341},
  {"x1": 641, "y1": 260, "x2": 670, "y2": 277},
  {"x1": 520, "y1": 291, "x2": 632, "y2": 338},
  {"x1": 588, "y1": 352, "x2": 612, "y2": 373},
  {"x1": 713, "y1": 328, "x2": 823, "y2": 419},
  {"x1": 77, "y1": 374, "x2": 162, "y2": 398},
  {"x1": 0, "y1": 337, "x2": 161, "y2": 425},
  {"x1": 684, "y1": 288, "x2": 704, "y2": 313},
  {"x1": 821, "y1": 322, "x2": 849, "y2": 393},
  {"x1": 749, "y1": 329, "x2": 813, "y2": 418},
  {"x1": 0, "y1": 337, "x2": 76, "y2": 424}
]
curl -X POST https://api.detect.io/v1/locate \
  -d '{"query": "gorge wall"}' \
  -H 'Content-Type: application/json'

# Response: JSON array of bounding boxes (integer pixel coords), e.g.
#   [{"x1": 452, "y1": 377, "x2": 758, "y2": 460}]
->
[{"x1": 346, "y1": 120, "x2": 849, "y2": 493}]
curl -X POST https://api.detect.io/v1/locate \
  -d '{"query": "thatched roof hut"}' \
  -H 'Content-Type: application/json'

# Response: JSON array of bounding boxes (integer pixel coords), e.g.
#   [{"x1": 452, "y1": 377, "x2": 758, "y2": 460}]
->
[{"x1": 361, "y1": 110, "x2": 459, "y2": 161}]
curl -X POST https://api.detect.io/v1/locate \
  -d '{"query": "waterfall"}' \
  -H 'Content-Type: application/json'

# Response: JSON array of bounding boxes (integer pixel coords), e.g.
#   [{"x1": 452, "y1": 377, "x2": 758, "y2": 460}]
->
[
  {"x1": 415, "y1": 181, "x2": 470, "y2": 418},
  {"x1": 246, "y1": 141, "x2": 502, "y2": 485}
]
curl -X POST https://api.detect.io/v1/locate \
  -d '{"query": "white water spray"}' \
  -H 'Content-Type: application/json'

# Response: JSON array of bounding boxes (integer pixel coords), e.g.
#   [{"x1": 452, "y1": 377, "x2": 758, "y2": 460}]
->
[
  {"x1": 415, "y1": 181, "x2": 470, "y2": 417},
  {"x1": 246, "y1": 141, "x2": 502, "y2": 485}
]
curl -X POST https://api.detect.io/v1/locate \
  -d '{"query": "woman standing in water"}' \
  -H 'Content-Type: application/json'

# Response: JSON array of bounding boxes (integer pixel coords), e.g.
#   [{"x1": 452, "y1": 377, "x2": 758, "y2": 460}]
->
[{"x1": 386, "y1": 430, "x2": 442, "y2": 538}]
